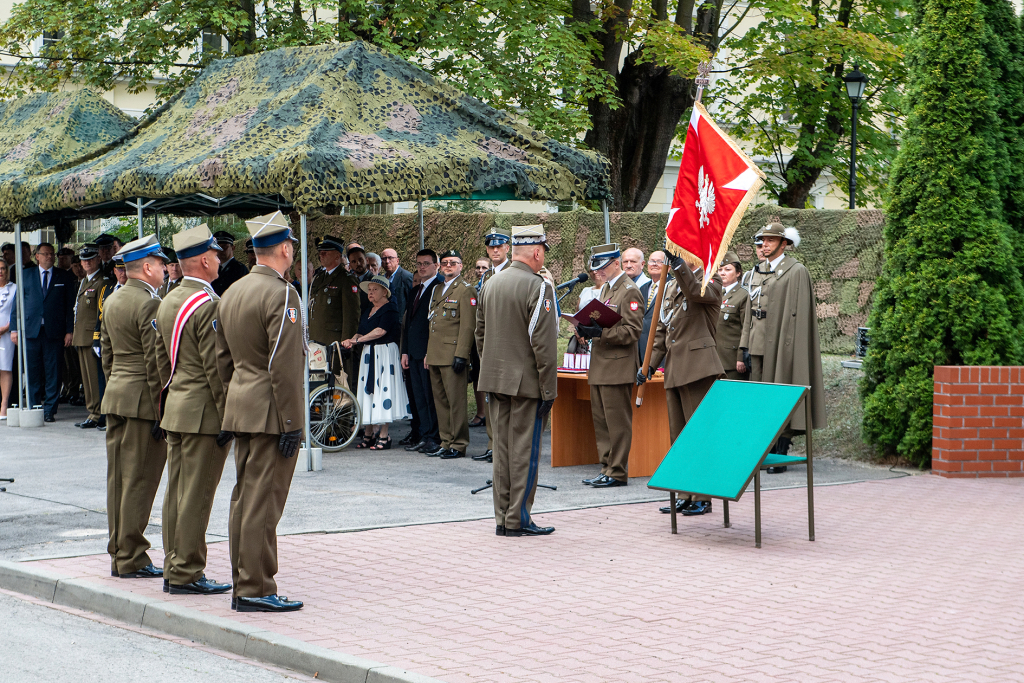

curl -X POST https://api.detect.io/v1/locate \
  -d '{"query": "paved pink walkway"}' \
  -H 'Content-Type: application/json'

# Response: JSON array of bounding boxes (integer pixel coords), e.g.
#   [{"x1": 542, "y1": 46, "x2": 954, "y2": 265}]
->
[{"x1": 33, "y1": 475, "x2": 1024, "y2": 682}]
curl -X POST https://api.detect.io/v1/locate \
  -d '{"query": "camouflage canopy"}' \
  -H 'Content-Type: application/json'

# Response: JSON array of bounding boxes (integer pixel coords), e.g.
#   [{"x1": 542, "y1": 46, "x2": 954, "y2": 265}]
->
[
  {"x1": 2, "y1": 41, "x2": 611, "y2": 223},
  {"x1": 0, "y1": 89, "x2": 135, "y2": 233}
]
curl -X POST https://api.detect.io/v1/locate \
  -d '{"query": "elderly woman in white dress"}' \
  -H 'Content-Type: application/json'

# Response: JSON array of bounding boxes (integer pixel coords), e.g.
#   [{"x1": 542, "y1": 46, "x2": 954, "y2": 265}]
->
[
  {"x1": 341, "y1": 274, "x2": 411, "y2": 450},
  {"x1": 0, "y1": 259, "x2": 16, "y2": 420}
]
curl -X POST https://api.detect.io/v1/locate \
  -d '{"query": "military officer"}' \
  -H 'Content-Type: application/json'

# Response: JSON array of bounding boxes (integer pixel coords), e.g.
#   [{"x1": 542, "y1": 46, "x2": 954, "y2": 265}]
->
[
  {"x1": 100, "y1": 235, "x2": 168, "y2": 580},
  {"x1": 471, "y1": 227, "x2": 511, "y2": 463},
  {"x1": 95, "y1": 234, "x2": 118, "y2": 279},
  {"x1": 211, "y1": 230, "x2": 249, "y2": 295},
  {"x1": 216, "y1": 211, "x2": 305, "y2": 613},
  {"x1": 576, "y1": 244, "x2": 645, "y2": 488},
  {"x1": 154, "y1": 226, "x2": 232, "y2": 596},
  {"x1": 717, "y1": 251, "x2": 751, "y2": 380},
  {"x1": 307, "y1": 235, "x2": 361, "y2": 384},
  {"x1": 158, "y1": 252, "x2": 182, "y2": 298},
  {"x1": 475, "y1": 225, "x2": 558, "y2": 536},
  {"x1": 640, "y1": 253, "x2": 725, "y2": 515},
  {"x1": 425, "y1": 249, "x2": 476, "y2": 459},
  {"x1": 73, "y1": 244, "x2": 112, "y2": 430},
  {"x1": 743, "y1": 232, "x2": 769, "y2": 380}
]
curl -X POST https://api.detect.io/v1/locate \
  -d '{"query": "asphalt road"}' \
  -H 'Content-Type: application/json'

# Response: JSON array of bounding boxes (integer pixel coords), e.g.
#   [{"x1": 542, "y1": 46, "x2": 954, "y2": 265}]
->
[
  {"x1": 0, "y1": 591, "x2": 312, "y2": 682},
  {"x1": 0, "y1": 405, "x2": 909, "y2": 561}
]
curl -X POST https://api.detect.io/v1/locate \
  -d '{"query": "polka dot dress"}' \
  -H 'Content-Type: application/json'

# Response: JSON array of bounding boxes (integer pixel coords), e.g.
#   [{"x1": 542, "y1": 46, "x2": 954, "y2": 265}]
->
[{"x1": 356, "y1": 341, "x2": 411, "y2": 425}]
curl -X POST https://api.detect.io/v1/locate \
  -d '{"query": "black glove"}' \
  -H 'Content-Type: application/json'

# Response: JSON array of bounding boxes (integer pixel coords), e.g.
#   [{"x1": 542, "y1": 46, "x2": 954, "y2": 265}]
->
[
  {"x1": 216, "y1": 430, "x2": 234, "y2": 448},
  {"x1": 668, "y1": 253, "x2": 685, "y2": 270},
  {"x1": 577, "y1": 323, "x2": 603, "y2": 339},
  {"x1": 742, "y1": 348, "x2": 752, "y2": 370},
  {"x1": 452, "y1": 356, "x2": 467, "y2": 374},
  {"x1": 636, "y1": 369, "x2": 651, "y2": 386},
  {"x1": 538, "y1": 399, "x2": 555, "y2": 418},
  {"x1": 279, "y1": 430, "x2": 301, "y2": 459},
  {"x1": 150, "y1": 421, "x2": 165, "y2": 441}
]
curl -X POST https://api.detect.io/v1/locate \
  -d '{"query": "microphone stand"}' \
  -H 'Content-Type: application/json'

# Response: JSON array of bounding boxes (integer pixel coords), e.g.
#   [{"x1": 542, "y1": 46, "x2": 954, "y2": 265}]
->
[{"x1": 557, "y1": 281, "x2": 582, "y2": 306}]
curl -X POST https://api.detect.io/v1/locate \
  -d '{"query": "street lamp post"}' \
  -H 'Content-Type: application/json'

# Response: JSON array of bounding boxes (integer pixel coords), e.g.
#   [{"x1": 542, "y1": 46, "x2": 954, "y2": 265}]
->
[{"x1": 843, "y1": 65, "x2": 868, "y2": 210}]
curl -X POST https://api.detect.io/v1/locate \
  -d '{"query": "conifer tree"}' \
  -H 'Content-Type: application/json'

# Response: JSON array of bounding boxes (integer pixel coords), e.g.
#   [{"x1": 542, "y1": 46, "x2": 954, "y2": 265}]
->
[{"x1": 861, "y1": 0, "x2": 1024, "y2": 466}]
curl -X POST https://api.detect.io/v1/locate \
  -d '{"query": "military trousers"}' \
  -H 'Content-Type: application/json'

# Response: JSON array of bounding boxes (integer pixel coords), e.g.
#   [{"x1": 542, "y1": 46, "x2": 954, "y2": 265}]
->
[
  {"x1": 76, "y1": 346, "x2": 103, "y2": 421},
  {"x1": 429, "y1": 364, "x2": 469, "y2": 453},
  {"x1": 490, "y1": 392, "x2": 543, "y2": 531},
  {"x1": 163, "y1": 432, "x2": 229, "y2": 585},
  {"x1": 106, "y1": 414, "x2": 167, "y2": 575},
  {"x1": 666, "y1": 375, "x2": 717, "y2": 503},
  {"x1": 750, "y1": 355, "x2": 764, "y2": 382},
  {"x1": 589, "y1": 383, "x2": 634, "y2": 482},
  {"x1": 230, "y1": 433, "x2": 296, "y2": 598}
]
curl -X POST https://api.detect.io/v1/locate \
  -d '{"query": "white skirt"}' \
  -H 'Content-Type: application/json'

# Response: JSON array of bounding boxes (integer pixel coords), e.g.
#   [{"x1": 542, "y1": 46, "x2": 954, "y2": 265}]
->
[{"x1": 356, "y1": 342, "x2": 411, "y2": 425}]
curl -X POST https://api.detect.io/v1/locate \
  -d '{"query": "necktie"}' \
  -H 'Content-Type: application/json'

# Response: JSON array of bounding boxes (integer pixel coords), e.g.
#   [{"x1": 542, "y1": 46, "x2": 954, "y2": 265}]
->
[
  {"x1": 647, "y1": 283, "x2": 656, "y2": 307},
  {"x1": 412, "y1": 284, "x2": 424, "y2": 312},
  {"x1": 600, "y1": 283, "x2": 609, "y2": 302},
  {"x1": 42, "y1": 269, "x2": 49, "y2": 295}
]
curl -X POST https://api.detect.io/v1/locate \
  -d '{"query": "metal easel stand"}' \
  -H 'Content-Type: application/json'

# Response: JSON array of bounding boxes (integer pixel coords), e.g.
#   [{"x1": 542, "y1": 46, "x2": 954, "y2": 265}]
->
[{"x1": 472, "y1": 479, "x2": 556, "y2": 495}]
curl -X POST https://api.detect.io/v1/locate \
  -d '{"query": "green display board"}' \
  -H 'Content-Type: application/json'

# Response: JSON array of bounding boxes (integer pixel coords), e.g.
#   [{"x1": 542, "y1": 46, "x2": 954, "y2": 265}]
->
[{"x1": 647, "y1": 380, "x2": 807, "y2": 501}]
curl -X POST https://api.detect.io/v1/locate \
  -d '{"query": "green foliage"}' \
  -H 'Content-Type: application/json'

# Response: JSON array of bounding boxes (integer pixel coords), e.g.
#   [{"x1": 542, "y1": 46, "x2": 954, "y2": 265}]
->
[
  {"x1": 716, "y1": 0, "x2": 911, "y2": 208},
  {"x1": 860, "y1": 0, "x2": 1024, "y2": 467}
]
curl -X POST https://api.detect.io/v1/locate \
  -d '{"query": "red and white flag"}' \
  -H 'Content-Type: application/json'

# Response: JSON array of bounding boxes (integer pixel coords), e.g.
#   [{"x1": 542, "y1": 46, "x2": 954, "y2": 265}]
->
[{"x1": 666, "y1": 102, "x2": 765, "y2": 293}]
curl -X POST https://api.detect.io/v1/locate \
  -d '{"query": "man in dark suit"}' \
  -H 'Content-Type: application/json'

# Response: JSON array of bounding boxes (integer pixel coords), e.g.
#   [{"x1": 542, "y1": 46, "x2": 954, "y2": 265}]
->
[
  {"x1": 211, "y1": 230, "x2": 249, "y2": 295},
  {"x1": 10, "y1": 242, "x2": 77, "y2": 421},
  {"x1": 380, "y1": 248, "x2": 413, "y2": 315},
  {"x1": 638, "y1": 250, "x2": 668, "y2": 363},
  {"x1": 401, "y1": 249, "x2": 444, "y2": 454},
  {"x1": 346, "y1": 244, "x2": 373, "y2": 313}
]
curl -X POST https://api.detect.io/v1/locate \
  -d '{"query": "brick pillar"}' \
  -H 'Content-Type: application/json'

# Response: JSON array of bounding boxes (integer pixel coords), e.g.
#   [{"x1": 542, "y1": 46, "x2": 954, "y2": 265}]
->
[{"x1": 932, "y1": 366, "x2": 1024, "y2": 477}]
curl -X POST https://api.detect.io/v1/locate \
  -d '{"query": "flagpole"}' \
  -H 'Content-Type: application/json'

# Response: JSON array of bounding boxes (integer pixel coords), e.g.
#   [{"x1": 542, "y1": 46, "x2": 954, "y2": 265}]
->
[{"x1": 636, "y1": 61, "x2": 712, "y2": 407}]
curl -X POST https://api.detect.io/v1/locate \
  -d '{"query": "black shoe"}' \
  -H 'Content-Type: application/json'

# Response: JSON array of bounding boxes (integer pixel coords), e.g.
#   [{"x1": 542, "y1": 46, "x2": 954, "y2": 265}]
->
[
  {"x1": 590, "y1": 476, "x2": 626, "y2": 488},
  {"x1": 496, "y1": 525, "x2": 506, "y2": 536},
  {"x1": 231, "y1": 597, "x2": 237, "y2": 610},
  {"x1": 398, "y1": 434, "x2": 419, "y2": 446},
  {"x1": 43, "y1": 414, "x2": 55, "y2": 423},
  {"x1": 163, "y1": 579, "x2": 169, "y2": 593},
  {"x1": 169, "y1": 576, "x2": 232, "y2": 595},
  {"x1": 468, "y1": 416, "x2": 486, "y2": 428},
  {"x1": 98, "y1": 416, "x2": 106, "y2": 428},
  {"x1": 682, "y1": 501, "x2": 712, "y2": 516},
  {"x1": 425, "y1": 445, "x2": 448, "y2": 457},
  {"x1": 582, "y1": 474, "x2": 606, "y2": 485},
  {"x1": 119, "y1": 563, "x2": 163, "y2": 579},
  {"x1": 440, "y1": 449, "x2": 465, "y2": 459},
  {"x1": 111, "y1": 570, "x2": 119, "y2": 577},
  {"x1": 235, "y1": 594, "x2": 303, "y2": 613},
  {"x1": 471, "y1": 449, "x2": 493, "y2": 462},
  {"x1": 766, "y1": 466, "x2": 788, "y2": 474},
  {"x1": 76, "y1": 419, "x2": 99, "y2": 429},
  {"x1": 97, "y1": 425, "x2": 106, "y2": 432},
  {"x1": 417, "y1": 440, "x2": 441, "y2": 454},
  {"x1": 516, "y1": 521, "x2": 555, "y2": 536},
  {"x1": 405, "y1": 439, "x2": 426, "y2": 452},
  {"x1": 659, "y1": 499, "x2": 694, "y2": 514}
]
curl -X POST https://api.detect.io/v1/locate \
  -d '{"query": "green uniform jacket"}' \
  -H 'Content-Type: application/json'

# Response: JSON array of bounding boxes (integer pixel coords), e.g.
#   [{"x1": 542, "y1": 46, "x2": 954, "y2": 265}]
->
[
  {"x1": 588, "y1": 273, "x2": 644, "y2": 386},
  {"x1": 157, "y1": 279, "x2": 180, "y2": 299},
  {"x1": 100, "y1": 279, "x2": 163, "y2": 420},
  {"x1": 651, "y1": 265, "x2": 724, "y2": 390},
  {"x1": 755, "y1": 254, "x2": 827, "y2": 431},
  {"x1": 216, "y1": 265, "x2": 305, "y2": 435},
  {"x1": 306, "y1": 266, "x2": 360, "y2": 346},
  {"x1": 155, "y1": 278, "x2": 225, "y2": 435},
  {"x1": 425, "y1": 277, "x2": 476, "y2": 366},
  {"x1": 73, "y1": 270, "x2": 113, "y2": 347},
  {"x1": 717, "y1": 283, "x2": 751, "y2": 370},
  {"x1": 475, "y1": 260, "x2": 558, "y2": 401},
  {"x1": 742, "y1": 263, "x2": 770, "y2": 355}
]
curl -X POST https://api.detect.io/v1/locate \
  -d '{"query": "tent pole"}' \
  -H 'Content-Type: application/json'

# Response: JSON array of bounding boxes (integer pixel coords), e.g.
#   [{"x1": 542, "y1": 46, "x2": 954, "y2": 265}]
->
[
  {"x1": 136, "y1": 197, "x2": 144, "y2": 239},
  {"x1": 13, "y1": 221, "x2": 31, "y2": 411},
  {"x1": 154, "y1": 213, "x2": 159, "y2": 243},
  {"x1": 418, "y1": 200, "x2": 424, "y2": 250},
  {"x1": 602, "y1": 200, "x2": 610, "y2": 243},
  {"x1": 300, "y1": 213, "x2": 313, "y2": 471}
]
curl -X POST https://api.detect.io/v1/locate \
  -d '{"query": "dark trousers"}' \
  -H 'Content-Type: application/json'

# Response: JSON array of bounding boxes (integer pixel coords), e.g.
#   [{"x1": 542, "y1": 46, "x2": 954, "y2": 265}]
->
[
  {"x1": 405, "y1": 368, "x2": 420, "y2": 440},
  {"x1": 408, "y1": 358, "x2": 438, "y2": 443},
  {"x1": 25, "y1": 335, "x2": 63, "y2": 416}
]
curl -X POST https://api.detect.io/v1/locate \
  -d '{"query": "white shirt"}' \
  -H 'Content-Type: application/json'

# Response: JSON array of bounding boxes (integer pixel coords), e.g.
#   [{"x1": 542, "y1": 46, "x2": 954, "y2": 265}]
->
[
  {"x1": 492, "y1": 259, "x2": 508, "y2": 274},
  {"x1": 723, "y1": 281, "x2": 738, "y2": 296},
  {"x1": 602, "y1": 270, "x2": 625, "y2": 297},
  {"x1": 325, "y1": 265, "x2": 339, "y2": 276},
  {"x1": 769, "y1": 253, "x2": 786, "y2": 271},
  {"x1": 441, "y1": 276, "x2": 458, "y2": 297}
]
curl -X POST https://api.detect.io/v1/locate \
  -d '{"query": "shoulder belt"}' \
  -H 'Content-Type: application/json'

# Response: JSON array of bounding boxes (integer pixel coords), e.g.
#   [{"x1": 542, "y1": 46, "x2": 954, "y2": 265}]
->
[{"x1": 164, "y1": 290, "x2": 213, "y2": 390}]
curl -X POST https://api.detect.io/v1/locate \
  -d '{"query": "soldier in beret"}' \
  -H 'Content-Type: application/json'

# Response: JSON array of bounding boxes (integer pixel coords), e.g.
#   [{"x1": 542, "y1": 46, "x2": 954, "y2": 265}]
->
[
  {"x1": 425, "y1": 248, "x2": 476, "y2": 459},
  {"x1": 101, "y1": 235, "x2": 168, "y2": 580},
  {"x1": 73, "y1": 244, "x2": 112, "y2": 430}
]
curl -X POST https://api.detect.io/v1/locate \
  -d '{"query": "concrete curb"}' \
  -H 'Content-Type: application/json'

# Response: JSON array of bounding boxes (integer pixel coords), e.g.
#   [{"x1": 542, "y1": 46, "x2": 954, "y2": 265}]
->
[{"x1": 0, "y1": 560, "x2": 445, "y2": 683}]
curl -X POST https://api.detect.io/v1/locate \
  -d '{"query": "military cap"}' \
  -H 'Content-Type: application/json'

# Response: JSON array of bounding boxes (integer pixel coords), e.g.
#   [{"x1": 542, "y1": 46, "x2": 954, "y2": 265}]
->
[
  {"x1": 784, "y1": 227, "x2": 801, "y2": 248},
  {"x1": 115, "y1": 234, "x2": 169, "y2": 263},
  {"x1": 589, "y1": 242, "x2": 620, "y2": 271},
  {"x1": 755, "y1": 222, "x2": 787, "y2": 240},
  {"x1": 511, "y1": 225, "x2": 549, "y2": 251},
  {"x1": 212, "y1": 230, "x2": 237, "y2": 245},
  {"x1": 57, "y1": 247, "x2": 75, "y2": 257},
  {"x1": 245, "y1": 211, "x2": 296, "y2": 248},
  {"x1": 244, "y1": 237, "x2": 254, "y2": 252},
  {"x1": 94, "y1": 233, "x2": 116, "y2": 246},
  {"x1": 360, "y1": 274, "x2": 392, "y2": 299},
  {"x1": 0, "y1": 242, "x2": 12, "y2": 250},
  {"x1": 484, "y1": 227, "x2": 511, "y2": 247},
  {"x1": 79, "y1": 243, "x2": 99, "y2": 260},
  {"x1": 174, "y1": 224, "x2": 222, "y2": 259},
  {"x1": 113, "y1": 255, "x2": 125, "y2": 267},
  {"x1": 317, "y1": 236, "x2": 345, "y2": 253},
  {"x1": 721, "y1": 250, "x2": 742, "y2": 271},
  {"x1": 438, "y1": 249, "x2": 462, "y2": 261}
]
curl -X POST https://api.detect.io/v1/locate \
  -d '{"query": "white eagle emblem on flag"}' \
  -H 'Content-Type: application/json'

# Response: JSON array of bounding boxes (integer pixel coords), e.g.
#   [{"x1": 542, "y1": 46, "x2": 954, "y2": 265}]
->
[{"x1": 695, "y1": 165, "x2": 715, "y2": 229}]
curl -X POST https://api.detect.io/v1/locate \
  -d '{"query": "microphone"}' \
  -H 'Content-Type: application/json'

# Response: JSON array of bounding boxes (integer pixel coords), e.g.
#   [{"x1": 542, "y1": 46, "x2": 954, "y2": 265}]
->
[{"x1": 556, "y1": 273, "x2": 589, "y2": 291}]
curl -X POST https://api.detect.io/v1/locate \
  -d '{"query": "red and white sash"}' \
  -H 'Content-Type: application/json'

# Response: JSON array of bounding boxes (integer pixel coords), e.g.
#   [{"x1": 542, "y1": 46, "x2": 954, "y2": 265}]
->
[{"x1": 164, "y1": 290, "x2": 213, "y2": 389}]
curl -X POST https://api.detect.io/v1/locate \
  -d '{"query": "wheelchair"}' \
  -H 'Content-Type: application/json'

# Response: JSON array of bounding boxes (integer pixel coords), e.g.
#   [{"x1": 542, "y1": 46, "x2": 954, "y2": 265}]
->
[{"x1": 307, "y1": 341, "x2": 361, "y2": 451}]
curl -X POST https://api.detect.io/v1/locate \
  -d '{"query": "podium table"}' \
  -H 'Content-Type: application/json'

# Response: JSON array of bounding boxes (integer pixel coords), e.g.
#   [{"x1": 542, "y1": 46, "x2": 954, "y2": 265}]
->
[{"x1": 550, "y1": 372, "x2": 671, "y2": 477}]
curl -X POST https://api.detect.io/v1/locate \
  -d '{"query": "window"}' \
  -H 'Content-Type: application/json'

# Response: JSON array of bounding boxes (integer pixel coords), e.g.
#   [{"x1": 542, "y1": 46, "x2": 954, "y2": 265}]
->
[
  {"x1": 202, "y1": 28, "x2": 226, "y2": 55},
  {"x1": 342, "y1": 203, "x2": 393, "y2": 216},
  {"x1": 38, "y1": 30, "x2": 64, "y2": 57}
]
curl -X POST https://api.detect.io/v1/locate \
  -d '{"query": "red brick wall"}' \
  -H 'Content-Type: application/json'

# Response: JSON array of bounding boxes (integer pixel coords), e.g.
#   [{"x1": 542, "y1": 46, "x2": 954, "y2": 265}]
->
[{"x1": 932, "y1": 366, "x2": 1024, "y2": 477}]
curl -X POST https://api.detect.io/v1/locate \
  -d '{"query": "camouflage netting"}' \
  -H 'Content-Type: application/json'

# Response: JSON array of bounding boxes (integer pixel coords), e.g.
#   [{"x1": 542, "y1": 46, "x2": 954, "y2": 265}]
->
[
  {"x1": 0, "y1": 89, "x2": 135, "y2": 236},
  {"x1": 289, "y1": 206, "x2": 884, "y2": 355},
  {"x1": 2, "y1": 41, "x2": 610, "y2": 223}
]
